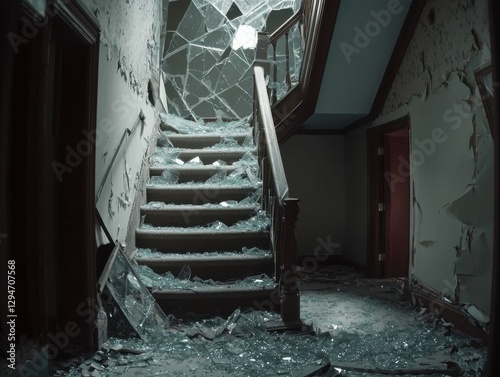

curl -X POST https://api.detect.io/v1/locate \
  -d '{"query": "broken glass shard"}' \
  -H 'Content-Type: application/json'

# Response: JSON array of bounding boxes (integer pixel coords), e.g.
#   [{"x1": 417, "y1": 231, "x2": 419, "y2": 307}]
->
[
  {"x1": 161, "y1": 0, "x2": 302, "y2": 118},
  {"x1": 104, "y1": 245, "x2": 170, "y2": 342}
]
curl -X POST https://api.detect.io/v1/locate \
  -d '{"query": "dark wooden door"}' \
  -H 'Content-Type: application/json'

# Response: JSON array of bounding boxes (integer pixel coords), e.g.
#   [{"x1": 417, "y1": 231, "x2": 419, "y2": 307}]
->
[
  {"x1": 383, "y1": 129, "x2": 410, "y2": 278},
  {"x1": 367, "y1": 116, "x2": 410, "y2": 278}
]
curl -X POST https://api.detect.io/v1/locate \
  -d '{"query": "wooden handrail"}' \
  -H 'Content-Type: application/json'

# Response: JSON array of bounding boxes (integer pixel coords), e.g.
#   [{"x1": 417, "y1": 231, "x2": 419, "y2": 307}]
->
[
  {"x1": 269, "y1": 1, "x2": 305, "y2": 43},
  {"x1": 253, "y1": 60, "x2": 300, "y2": 325},
  {"x1": 298, "y1": 0, "x2": 326, "y2": 95},
  {"x1": 254, "y1": 66, "x2": 289, "y2": 201},
  {"x1": 270, "y1": 0, "x2": 340, "y2": 142}
]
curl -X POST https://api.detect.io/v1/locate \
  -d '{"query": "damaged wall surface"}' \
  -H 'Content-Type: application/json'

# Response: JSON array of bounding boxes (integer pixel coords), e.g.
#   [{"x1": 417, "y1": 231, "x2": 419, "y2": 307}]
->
[
  {"x1": 371, "y1": 0, "x2": 493, "y2": 316},
  {"x1": 80, "y1": 0, "x2": 163, "y2": 245}
]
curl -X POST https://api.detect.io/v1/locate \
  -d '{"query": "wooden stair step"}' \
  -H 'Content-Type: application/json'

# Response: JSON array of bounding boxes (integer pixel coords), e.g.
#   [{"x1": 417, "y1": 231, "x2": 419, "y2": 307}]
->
[
  {"x1": 146, "y1": 184, "x2": 260, "y2": 204},
  {"x1": 160, "y1": 133, "x2": 251, "y2": 149},
  {"x1": 174, "y1": 148, "x2": 256, "y2": 165},
  {"x1": 152, "y1": 285, "x2": 279, "y2": 317},
  {"x1": 135, "y1": 228, "x2": 270, "y2": 252},
  {"x1": 140, "y1": 204, "x2": 257, "y2": 227},
  {"x1": 149, "y1": 165, "x2": 237, "y2": 183},
  {"x1": 136, "y1": 253, "x2": 273, "y2": 280}
]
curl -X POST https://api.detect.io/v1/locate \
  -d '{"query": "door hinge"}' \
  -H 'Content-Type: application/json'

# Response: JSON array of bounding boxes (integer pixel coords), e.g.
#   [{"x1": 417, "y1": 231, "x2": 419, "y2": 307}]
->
[
  {"x1": 378, "y1": 203, "x2": 386, "y2": 212},
  {"x1": 378, "y1": 253, "x2": 386, "y2": 262},
  {"x1": 378, "y1": 147, "x2": 385, "y2": 156}
]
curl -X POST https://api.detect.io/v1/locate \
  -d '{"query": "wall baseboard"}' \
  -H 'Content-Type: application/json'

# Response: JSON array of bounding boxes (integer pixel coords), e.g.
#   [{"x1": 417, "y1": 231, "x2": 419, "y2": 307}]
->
[{"x1": 404, "y1": 284, "x2": 488, "y2": 341}]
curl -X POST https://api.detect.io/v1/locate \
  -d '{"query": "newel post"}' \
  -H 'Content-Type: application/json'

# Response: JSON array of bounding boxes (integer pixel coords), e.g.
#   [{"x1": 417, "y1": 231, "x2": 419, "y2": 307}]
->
[{"x1": 281, "y1": 198, "x2": 300, "y2": 323}]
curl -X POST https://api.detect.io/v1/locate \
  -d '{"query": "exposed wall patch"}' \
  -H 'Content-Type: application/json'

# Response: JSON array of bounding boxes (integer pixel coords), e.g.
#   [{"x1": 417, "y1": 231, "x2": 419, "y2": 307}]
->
[{"x1": 411, "y1": 182, "x2": 422, "y2": 267}]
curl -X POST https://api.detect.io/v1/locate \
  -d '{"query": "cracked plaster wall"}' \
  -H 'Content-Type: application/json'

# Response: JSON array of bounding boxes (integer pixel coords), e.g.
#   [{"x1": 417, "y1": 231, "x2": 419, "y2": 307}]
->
[
  {"x1": 79, "y1": 0, "x2": 163, "y2": 245},
  {"x1": 373, "y1": 0, "x2": 493, "y2": 316}
]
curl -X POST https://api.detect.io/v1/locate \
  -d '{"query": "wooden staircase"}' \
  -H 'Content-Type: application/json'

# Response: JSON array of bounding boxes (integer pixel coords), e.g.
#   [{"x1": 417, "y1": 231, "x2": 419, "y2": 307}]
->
[{"x1": 134, "y1": 116, "x2": 278, "y2": 317}]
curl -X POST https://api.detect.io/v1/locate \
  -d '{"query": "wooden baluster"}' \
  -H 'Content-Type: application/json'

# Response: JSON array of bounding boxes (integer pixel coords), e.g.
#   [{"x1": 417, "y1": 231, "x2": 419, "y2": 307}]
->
[
  {"x1": 285, "y1": 31, "x2": 291, "y2": 91},
  {"x1": 280, "y1": 198, "x2": 300, "y2": 324},
  {"x1": 272, "y1": 41, "x2": 278, "y2": 104}
]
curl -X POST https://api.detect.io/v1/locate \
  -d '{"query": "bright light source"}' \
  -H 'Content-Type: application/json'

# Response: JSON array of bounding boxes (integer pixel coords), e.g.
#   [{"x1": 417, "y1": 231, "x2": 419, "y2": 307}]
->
[{"x1": 232, "y1": 24, "x2": 257, "y2": 50}]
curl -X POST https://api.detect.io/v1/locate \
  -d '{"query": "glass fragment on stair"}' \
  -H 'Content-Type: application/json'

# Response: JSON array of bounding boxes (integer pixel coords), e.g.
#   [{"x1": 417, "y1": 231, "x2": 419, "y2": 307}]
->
[
  {"x1": 207, "y1": 136, "x2": 242, "y2": 149},
  {"x1": 137, "y1": 264, "x2": 275, "y2": 291},
  {"x1": 177, "y1": 265, "x2": 192, "y2": 280},
  {"x1": 160, "y1": 113, "x2": 251, "y2": 134},
  {"x1": 150, "y1": 149, "x2": 182, "y2": 166},
  {"x1": 141, "y1": 211, "x2": 270, "y2": 232},
  {"x1": 105, "y1": 246, "x2": 171, "y2": 342},
  {"x1": 135, "y1": 247, "x2": 271, "y2": 259}
]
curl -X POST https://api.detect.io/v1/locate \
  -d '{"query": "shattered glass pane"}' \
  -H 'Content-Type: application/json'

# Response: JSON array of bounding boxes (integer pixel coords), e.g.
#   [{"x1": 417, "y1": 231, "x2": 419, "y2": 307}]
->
[
  {"x1": 268, "y1": 22, "x2": 303, "y2": 103},
  {"x1": 105, "y1": 247, "x2": 171, "y2": 342},
  {"x1": 161, "y1": 0, "x2": 302, "y2": 119}
]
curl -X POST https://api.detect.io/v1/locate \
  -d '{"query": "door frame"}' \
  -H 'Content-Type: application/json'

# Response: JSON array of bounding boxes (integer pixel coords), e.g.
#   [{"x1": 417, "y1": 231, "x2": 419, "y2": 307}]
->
[
  {"x1": 366, "y1": 115, "x2": 410, "y2": 278},
  {"x1": 487, "y1": 0, "x2": 500, "y2": 374},
  {"x1": 2, "y1": 0, "x2": 101, "y2": 365},
  {"x1": 47, "y1": 0, "x2": 100, "y2": 354}
]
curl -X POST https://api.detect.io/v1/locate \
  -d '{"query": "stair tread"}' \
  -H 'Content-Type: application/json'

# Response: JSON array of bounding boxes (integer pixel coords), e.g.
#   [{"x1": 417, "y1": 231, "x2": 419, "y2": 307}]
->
[
  {"x1": 137, "y1": 228, "x2": 268, "y2": 235},
  {"x1": 151, "y1": 285, "x2": 276, "y2": 294},
  {"x1": 164, "y1": 132, "x2": 251, "y2": 140},
  {"x1": 161, "y1": 147, "x2": 256, "y2": 153},
  {"x1": 146, "y1": 183, "x2": 260, "y2": 190},
  {"x1": 141, "y1": 204, "x2": 257, "y2": 211},
  {"x1": 150, "y1": 165, "x2": 236, "y2": 171},
  {"x1": 136, "y1": 253, "x2": 272, "y2": 263}
]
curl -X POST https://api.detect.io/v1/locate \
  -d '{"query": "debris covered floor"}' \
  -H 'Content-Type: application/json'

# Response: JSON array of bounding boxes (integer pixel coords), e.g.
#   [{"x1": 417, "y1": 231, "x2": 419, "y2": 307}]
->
[{"x1": 54, "y1": 267, "x2": 487, "y2": 377}]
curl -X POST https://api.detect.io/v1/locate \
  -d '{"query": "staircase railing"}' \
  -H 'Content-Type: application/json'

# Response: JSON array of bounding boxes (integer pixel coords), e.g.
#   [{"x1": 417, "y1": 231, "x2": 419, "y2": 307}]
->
[
  {"x1": 253, "y1": 41, "x2": 300, "y2": 324},
  {"x1": 267, "y1": 0, "x2": 312, "y2": 104},
  {"x1": 267, "y1": 0, "x2": 338, "y2": 142}
]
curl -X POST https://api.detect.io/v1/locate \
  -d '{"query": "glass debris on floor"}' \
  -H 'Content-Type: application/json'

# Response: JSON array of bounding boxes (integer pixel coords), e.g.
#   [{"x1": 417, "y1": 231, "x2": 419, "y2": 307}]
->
[
  {"x1": 161, "y1": 0, "x2": 302, "y2": 119},
  {"x1": 54, "y1": 265, "x2": 487, "y2": 377}
]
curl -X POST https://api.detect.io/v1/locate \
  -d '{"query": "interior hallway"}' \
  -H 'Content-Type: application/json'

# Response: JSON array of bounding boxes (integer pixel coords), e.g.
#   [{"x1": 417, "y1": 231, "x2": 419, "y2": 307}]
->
[{"x1": 53, "y1": 267, "x2": 487, "y2": 377}]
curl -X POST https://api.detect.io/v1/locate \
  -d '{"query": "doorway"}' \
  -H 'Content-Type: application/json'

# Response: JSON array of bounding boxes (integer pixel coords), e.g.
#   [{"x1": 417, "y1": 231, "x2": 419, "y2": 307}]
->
[
  {"x1": 2, "y1": 0, "x2": 100, "y2": 363},
  {"x1": 367, "y1": 116, "x2": 410, "y2": 278}
]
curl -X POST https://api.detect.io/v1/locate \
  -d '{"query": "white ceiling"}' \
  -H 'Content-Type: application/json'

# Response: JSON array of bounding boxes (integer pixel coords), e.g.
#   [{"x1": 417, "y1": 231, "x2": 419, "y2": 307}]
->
[{"x1": 303, "y1": 0, "x2": 412, "y2": 130}]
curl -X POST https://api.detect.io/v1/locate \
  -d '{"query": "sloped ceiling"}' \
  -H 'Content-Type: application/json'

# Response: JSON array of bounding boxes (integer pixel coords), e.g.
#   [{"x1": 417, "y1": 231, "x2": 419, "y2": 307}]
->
[{"x1": 303, "y1": 0, "x2": 412, "y2": 130}]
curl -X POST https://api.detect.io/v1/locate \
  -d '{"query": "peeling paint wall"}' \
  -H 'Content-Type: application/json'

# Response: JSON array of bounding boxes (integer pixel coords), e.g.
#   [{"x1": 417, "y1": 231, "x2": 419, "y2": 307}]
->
[
  {"x1": 79, "y1": 0, "x2": 163, "y2": 245},
  {"x1": 373, "y1": 0, "x2": 493, "y2": 315},
  {"x1": 81, "y1": 0, "x2": 162, "y2": 97}
]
